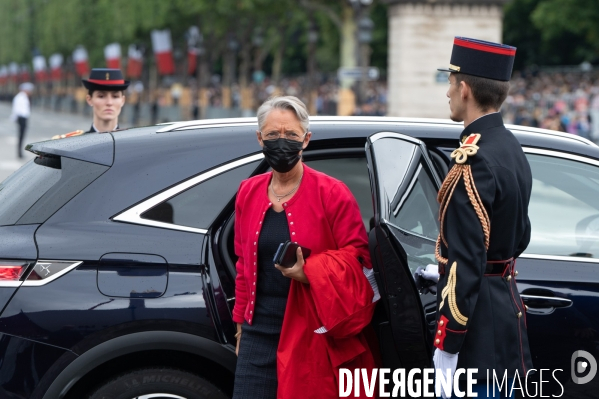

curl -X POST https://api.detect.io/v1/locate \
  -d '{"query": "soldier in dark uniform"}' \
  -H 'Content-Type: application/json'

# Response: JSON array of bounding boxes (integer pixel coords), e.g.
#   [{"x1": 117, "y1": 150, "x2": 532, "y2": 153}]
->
[
  {"x1": 52, "y1": 68, "x2": 129, "y2": 140},
  {"x1": 433, "y1": 37, "x2": 533, "y2": 398}
]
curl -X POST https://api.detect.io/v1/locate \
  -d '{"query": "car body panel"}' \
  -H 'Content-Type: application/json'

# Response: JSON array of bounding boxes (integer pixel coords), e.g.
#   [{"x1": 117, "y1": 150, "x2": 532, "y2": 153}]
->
[
  {"x1": 0, "y1": 262, "x2": 217, "y2": 350},
  {"x1": 0, "y1": 333, "x2": 71, "y2": 399},
  {"x1": 0, "y1": 225, "x2": 39, "y2": 260}
]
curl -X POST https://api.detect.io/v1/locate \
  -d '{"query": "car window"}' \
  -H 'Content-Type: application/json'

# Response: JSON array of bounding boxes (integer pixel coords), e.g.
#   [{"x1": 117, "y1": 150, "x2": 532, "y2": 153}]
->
[
  {"x1": 141, "y1": 161, "x2": 260, "y2": 230},
  {"x1": 0, "y1": 156, "x2": 108, "y2": 226},
  {"x1": 525, "y1": 154, "x2": 599, "y2": 259},
  {"x1": 369, "y1": 137, "x2": 440, "y2": 273},
  {"x1": 304, "y1": 157, "x2": 372, "y2": 229},
  {"x1": 391, "y1": 164, "x2": 439, "y2": 240}
]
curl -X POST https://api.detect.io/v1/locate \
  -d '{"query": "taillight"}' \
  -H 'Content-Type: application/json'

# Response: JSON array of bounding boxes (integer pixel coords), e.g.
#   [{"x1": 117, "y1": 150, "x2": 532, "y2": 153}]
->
[
  {"x1": 0, "y1": 260, "x2": 81, "y2": 287},
  {"x1": 22, "y1": 261, "x2": 82, "y2": 286},
  {"x1": 0, "y1": 261, "x2": 28, "y2": 281}
]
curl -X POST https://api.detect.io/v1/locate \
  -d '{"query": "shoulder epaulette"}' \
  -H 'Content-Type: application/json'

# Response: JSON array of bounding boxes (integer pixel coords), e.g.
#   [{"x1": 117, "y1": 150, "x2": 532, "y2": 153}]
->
[
  {"x1": 51, "y1": 130, "x2": 84, "y2": 140},
  {"x1": 451, "y1": 133, "x2": 481, "y2": 164}
]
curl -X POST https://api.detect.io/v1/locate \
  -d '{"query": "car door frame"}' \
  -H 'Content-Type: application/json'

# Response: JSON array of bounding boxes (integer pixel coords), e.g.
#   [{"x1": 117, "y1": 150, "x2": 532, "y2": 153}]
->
[{"x1": 366, "y1": 131, "x2": 443, "y2": 371}]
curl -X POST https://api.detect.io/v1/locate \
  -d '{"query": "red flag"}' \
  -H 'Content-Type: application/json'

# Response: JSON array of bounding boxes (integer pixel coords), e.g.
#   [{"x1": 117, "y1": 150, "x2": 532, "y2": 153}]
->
[
  {"x1": 8, "y1": 63, "x2": 19, "y2": 83},
  {"x1": 127, "y1": 44, "x2": 143, "y2": 79},
  {"x1": 33, "y1": 55, "x2": 48, "y2": 82},
  {"x1": 151, "y1": 30, "x2": 175, "y2": 75},
  {"x1": 0, "y1": 66, "x2": 8, "y2": 85},
  {"x1": 104, "y1": 43, "x2": 121, "y2": 69},
  {"x1": 73, "y1": 46, "x2": 89, "y2": 76},
  {"x1": 49, "y1": 54, "x2": 63, "y2": 81},
  {"x1": 187, "y1": 48, "x2": 198, "y2": 76}
]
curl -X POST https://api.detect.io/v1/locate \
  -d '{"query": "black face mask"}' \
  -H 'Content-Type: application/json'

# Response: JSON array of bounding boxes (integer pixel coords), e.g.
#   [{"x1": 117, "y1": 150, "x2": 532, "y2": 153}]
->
[{"x1": 262, "y1": 138, "x2": 304, "y2": 173}]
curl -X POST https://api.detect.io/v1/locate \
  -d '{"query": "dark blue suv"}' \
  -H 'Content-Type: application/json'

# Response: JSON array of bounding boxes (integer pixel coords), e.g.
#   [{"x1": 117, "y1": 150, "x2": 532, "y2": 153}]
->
[{"x1": 0, "y1": 117, "x2": 598, "y2": 398}]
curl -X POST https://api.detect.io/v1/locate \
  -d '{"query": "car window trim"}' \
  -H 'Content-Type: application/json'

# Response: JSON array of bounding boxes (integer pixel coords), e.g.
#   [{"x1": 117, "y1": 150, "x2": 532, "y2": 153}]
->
[
  {"x1": 112, "y1": 153, "x2": 264, "y2": 234},
  {"x1": 523, "y1": 147, "x2": 599, "y2": 167},
  {"x1": 383, "y1": 218, "x2": 437, "y2": 243},
  {"x1": 519, "y1": 253, "x2": 599, "y2": 264}
]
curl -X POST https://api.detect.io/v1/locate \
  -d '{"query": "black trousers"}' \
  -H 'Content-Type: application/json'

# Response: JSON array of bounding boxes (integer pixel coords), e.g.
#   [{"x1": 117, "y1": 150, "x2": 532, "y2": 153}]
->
[{"x1": 16, "y1": 116, "x2": 27, "y2": 158}]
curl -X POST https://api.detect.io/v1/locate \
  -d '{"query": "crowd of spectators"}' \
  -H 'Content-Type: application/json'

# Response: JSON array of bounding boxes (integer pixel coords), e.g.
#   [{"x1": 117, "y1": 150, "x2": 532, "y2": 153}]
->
[
  {"x1": 502, "y1": 69, "x2": 599, "y2": 142},
  {"x1": 5, "y1": 68, "x2": 599, "y2": 140},
  {"x1": 200, "y1": 75, "x2": 388, "y2": 116}
]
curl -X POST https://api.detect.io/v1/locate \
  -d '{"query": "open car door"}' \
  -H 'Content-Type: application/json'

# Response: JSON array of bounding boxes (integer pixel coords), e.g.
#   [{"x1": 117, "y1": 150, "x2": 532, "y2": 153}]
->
[{"x1": 366, "y1": 132, "x2": 443, "y2": 372}]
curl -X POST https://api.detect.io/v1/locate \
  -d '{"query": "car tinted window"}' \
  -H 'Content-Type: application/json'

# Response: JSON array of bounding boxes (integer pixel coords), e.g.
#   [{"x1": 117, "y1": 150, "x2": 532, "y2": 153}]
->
[
  {"x1": 526, "y1": 154, "x2": 599, "y2": 259},
  {"x1": 0, "y1": 157, "x2": 62, "y2": 226},
  {"x1": 370, "y1": 137, "x2": 439, "y2": 273},
  {"x1": 141, "y1": 161, "x2": 260, "y2": 229},
  {"x1": 17, "y1": 157, "x2": 109, "y2": 224},
  {"x1": 304, "y1": 157, "x2": 372, "y2": 229},
  {"x1": 391, "y1": 164, "x2": 439, "y2": 240}
]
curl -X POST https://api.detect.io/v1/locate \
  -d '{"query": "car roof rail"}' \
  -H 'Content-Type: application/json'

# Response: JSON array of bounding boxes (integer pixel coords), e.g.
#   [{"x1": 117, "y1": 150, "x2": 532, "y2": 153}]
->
[
  {"x1": 155, "y1": 116, "x2": 597, "y2": 148},
  {"x1": 155, "y1": 116, "x2": 465, "y2": 133},
  {"x1": 507, "y1": 124, "x2": 597, "y2": 147}
]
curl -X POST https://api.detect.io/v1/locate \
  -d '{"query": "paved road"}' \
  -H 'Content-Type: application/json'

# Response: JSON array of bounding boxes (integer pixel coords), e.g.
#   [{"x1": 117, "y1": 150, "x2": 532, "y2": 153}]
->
[{"x1": 0, "y1": 103, "x2": 102, "y2": 182}]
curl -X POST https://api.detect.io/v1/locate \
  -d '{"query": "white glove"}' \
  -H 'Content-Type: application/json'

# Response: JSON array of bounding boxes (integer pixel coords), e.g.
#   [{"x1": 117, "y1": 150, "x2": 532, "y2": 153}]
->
[
  {"x1": 420, "y1": 264, "x2": 439, "y2": 282},
  {"x1": 433, "y1": 348, "x2": 458, "y2": 399}
]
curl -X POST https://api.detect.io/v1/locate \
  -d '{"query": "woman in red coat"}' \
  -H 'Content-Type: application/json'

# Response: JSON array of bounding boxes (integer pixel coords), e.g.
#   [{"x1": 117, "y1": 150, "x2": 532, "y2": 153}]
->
[{"x1": 232, "y1": 96, "x2": 379, "y2": 399}]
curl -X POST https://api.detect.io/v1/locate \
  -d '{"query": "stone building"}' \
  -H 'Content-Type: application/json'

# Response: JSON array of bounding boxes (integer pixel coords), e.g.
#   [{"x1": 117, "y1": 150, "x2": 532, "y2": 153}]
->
[{"x1": 385, "y1": 0, "x2": 508, "y2": 118}]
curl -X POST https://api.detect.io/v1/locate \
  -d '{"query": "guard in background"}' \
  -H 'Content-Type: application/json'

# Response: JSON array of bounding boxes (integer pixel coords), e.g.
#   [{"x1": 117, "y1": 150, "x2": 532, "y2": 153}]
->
[
  {"x1": 433, "y1": 37, "x2": 533, "y2": 398},
  {"x1": 11, "y1": 82, "x2": 34, "y2": 158},
  {"x1": 52, "y1": 68, "x2": 128, "y2": 139}
]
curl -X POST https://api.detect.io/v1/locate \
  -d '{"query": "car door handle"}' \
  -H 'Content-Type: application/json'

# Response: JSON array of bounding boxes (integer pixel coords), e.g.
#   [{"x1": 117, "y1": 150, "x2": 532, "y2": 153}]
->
[{"x1": 520, "y1": 294, "x2": 572, "y2": 309}]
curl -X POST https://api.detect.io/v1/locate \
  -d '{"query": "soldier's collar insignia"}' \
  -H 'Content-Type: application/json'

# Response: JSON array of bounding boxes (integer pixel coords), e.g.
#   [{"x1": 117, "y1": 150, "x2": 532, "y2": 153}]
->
[{"x1": 452, "y1": 133, "x2": 481, "y2": 164}]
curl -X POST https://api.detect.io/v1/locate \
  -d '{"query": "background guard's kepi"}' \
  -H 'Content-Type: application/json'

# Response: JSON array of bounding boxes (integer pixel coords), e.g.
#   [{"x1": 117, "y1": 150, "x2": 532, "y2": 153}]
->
[{"x1": 82, "y1": 68, "x2": 130, "y2": 91}]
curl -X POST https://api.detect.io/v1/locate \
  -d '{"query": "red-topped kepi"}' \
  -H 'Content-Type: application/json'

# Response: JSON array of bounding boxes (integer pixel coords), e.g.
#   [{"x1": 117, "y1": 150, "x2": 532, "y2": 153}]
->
[
  {"x1": 82, "y1": 68, "x2": 130, "y2": 91},
  {"x1": 438, "y1": 37, "x2": 516, "y2": 81}
]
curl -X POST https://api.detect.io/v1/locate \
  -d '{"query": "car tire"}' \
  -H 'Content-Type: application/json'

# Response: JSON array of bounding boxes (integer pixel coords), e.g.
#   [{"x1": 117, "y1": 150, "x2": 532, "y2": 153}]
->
[{"x1": 87, "y1": 368, "x2": 229, "y2": 399}]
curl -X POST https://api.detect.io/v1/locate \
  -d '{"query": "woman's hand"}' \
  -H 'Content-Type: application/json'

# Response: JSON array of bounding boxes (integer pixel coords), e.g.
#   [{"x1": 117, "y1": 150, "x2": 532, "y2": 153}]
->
[
  {"x1": 235, "y1": 323, "x2": 242, "y2": 356},
  {"x1": 275, "y1": 247, "x2": 309, "y2": 284}
]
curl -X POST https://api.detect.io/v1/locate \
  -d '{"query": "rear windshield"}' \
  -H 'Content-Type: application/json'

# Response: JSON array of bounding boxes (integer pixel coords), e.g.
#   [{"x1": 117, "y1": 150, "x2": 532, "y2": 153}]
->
[{"x1": 0, "y1": 156, "x2": 108, "y2": 226}]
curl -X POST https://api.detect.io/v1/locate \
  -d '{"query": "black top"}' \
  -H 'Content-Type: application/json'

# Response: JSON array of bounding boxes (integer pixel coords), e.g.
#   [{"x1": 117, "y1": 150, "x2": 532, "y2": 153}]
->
[{"x1": 246, "y1": 208, "x2": 291, "y2": 333}]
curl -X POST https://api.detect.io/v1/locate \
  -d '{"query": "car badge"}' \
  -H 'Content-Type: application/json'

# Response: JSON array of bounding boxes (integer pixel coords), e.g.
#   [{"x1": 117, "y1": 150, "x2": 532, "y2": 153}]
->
[{"x1": 38, "y1": 263, "x2": 52, "y2": 277}]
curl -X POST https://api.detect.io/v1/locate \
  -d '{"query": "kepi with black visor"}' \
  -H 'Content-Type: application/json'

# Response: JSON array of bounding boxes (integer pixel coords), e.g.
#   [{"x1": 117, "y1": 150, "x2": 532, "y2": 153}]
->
[
  {"x1": 438, "y1": 37, "x2": 516, "y2": 81},
  {"x1": 82, "y1": 68, "x2": 130, "y2": 92}
]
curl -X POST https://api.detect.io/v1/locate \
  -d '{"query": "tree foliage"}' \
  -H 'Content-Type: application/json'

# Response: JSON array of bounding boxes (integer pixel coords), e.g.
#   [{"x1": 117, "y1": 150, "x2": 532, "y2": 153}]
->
[
  {"x1": 0, "y1": 0, "x2": 387, "y2": 78},
  {"x1": 503, "y1": 0, "x2": 599, "y2": 69}
]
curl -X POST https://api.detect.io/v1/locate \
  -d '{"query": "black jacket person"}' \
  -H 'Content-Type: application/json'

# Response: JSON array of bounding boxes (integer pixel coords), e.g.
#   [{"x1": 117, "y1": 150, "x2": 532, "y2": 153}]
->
[{"x1": 433, "y1": 37, "x2": 533, "y2": 396}]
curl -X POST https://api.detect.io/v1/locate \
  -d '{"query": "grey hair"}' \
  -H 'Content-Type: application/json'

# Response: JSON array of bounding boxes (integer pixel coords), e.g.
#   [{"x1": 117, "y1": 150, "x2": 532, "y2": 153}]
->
[{"x1": 257, "y1": 96, "x2": 310, "y2": 133}]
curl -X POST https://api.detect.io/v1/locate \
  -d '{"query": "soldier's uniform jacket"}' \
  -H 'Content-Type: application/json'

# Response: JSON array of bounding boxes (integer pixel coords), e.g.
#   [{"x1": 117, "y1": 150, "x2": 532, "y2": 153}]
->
[
  {"x1": 434, "y1": 112, "x2": 534, "y2": 378},
  {"x1": 85, "y1": 125, "x2": 119, "y2": 134}
]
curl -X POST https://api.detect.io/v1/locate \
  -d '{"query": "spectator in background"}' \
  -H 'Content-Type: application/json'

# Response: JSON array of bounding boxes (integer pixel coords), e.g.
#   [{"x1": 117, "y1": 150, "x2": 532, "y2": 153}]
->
[
  {"x1": 590, "y1": 93, "x2": 599, "y2": 141},
  {"x1": 504, "y1": 69, "x2": 599, "y2": 142},
  {"x1": 11, "y1": 82, "x2": 34, "y2": 159}
]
